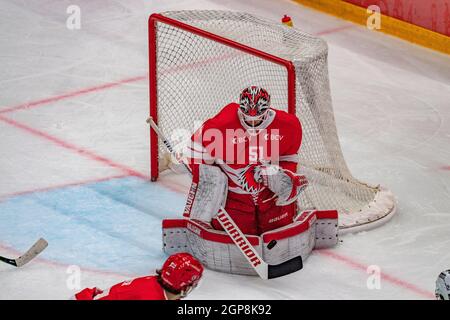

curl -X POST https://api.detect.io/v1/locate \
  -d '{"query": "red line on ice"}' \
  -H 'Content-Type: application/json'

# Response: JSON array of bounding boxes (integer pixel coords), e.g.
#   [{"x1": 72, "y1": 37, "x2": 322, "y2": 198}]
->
[
  {"x1": 316, "y1": 249, "x2": 435, "y2": 299},
  {"x1": 0, "y1": 75, "x2": 146, "y2": 114},
  {"x1": 0, "y1": 114, "x2": 148, "y2": 179},
  {"x1": 440, "y1": 166, "x2": 450, "y2": 171},
  {"x1": 0, "y1": 174, "x2": 131, "y2": 202},
  {"x1": 0, "y1": 25, "x2": 351, "y2": 117}
]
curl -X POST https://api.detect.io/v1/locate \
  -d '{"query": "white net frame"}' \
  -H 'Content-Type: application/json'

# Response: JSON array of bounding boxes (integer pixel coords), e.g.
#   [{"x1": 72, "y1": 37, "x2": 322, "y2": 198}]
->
[{"x1": 148, "y1": 10, "x2": 396, "y2": 233}]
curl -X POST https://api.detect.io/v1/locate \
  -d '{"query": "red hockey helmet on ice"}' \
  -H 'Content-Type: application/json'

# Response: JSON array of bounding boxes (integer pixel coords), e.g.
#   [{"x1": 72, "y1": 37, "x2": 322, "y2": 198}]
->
[
  {"x1": 158, "y1": 253, "x2": 204, "y2": 295},
  {"x1": 238, "y1": 86, "x2": 271, "y2": 125}
]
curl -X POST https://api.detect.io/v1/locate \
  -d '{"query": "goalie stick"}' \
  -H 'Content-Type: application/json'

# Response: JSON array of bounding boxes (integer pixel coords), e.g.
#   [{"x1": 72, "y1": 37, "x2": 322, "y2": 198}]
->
[
  {"x1": 0, "y1": 238, "x2": 48, "y2": 267},
  {"x1": 147, "y1": 117, "x2": 303, "y2": 279}
]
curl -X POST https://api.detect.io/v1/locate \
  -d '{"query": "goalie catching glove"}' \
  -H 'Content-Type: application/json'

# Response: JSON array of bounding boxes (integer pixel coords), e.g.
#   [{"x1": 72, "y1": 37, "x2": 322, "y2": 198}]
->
[{"x1": 254, "y1": 164, "x2": 308, "y2": 206}]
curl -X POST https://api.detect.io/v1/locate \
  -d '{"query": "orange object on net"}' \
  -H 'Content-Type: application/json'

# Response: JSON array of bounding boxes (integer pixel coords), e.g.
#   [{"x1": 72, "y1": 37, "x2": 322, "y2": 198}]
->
[{"x1": 281, "y1": 14, "x2": 293, "y2": 27}]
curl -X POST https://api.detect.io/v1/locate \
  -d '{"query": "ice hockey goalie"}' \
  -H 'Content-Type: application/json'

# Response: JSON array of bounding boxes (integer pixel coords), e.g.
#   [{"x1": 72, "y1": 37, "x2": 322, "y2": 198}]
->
[{"x1": 162, "y1": 86, "x2": 338, "y2": 276}]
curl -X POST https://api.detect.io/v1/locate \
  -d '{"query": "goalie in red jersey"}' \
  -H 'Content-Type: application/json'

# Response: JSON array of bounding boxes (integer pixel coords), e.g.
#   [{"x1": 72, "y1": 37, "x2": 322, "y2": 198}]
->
[
  {"x1": 183, "y1": 86, "x2": 308, "y2": 236},
  {"x1": 74, "y1": 253, "x2": 203, "y2": 300}
]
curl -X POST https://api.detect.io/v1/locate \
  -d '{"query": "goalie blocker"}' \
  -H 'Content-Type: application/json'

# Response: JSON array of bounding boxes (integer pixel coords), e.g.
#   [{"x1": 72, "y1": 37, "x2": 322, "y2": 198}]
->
[{"x1": 162, "y1": 209, "x2": 338, "y2": 276}]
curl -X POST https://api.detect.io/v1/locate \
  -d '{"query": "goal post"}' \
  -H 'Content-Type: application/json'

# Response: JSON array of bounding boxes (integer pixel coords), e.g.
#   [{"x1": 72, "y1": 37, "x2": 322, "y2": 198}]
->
[
  {"x1": 148, "y1": 10, "x2": 396, "y2": 233},
  {"x1": 149, "y1": 12, "x2": 297, "y2": 181}
]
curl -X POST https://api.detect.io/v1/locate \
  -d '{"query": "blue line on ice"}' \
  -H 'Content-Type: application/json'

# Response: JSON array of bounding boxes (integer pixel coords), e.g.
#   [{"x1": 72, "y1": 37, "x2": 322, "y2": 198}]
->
[{"x1": 0, "y1": 176, "x2": 186, "y2": 274}]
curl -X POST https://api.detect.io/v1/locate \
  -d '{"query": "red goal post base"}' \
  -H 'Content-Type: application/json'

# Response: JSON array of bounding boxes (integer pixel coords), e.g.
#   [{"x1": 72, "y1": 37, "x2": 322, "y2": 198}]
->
[{"x1": 162, "y1": 210, "x2": 338, "y2": 276}]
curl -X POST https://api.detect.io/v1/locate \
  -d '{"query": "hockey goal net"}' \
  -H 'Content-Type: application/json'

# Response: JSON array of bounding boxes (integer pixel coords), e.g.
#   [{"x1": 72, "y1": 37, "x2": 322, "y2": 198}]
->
[{"x1": 148, "y1": 10, "x2": 396, "y2": 233}]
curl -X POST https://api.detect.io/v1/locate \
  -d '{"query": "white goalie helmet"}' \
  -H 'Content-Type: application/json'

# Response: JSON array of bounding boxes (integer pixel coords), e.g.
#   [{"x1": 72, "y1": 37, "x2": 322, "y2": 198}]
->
[
  {"x1": 238, "y1": 86, "x2": 271, "y2": 126},
  {"x1": 435, "y1": 269, "x2": 450, "y2": 300}
]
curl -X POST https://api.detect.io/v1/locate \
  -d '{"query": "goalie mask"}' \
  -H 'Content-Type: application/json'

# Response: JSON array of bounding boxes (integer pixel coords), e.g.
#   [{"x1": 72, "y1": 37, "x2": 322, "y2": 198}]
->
[{"x1": 238, "y1": 86, "x2": 271, "y2": 127}]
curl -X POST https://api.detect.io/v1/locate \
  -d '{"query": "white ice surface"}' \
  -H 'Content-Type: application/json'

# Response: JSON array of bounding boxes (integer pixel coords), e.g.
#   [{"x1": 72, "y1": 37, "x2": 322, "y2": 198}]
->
[{"x1": 0, "y1": 0, "x2": 449, "y2": 300}]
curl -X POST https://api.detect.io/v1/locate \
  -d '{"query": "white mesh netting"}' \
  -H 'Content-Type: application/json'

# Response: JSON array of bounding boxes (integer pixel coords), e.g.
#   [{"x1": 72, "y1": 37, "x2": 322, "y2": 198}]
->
[{"x1": 149, "y1": 10, "x2": 396, "y2": 233}]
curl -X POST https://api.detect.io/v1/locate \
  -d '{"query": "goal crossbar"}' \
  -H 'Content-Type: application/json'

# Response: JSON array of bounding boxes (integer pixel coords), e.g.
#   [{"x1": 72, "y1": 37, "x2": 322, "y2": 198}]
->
[{"x1": 148, "y1": 13, "x2": 296, "y2": 181}]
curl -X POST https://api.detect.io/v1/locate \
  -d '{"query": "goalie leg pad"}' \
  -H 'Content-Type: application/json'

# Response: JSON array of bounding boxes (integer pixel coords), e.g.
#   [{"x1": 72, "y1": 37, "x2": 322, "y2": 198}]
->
[
  {"x1": 314, "y1": 210, "x2": 339, "y2": 249},
  {"x1": 294, "y1": 209, "x2": 339, "y2": 249},
  {"x1": 257, "y1": 187, "x2": 297, "y2": 234},
  {"x1": 262, "y1": 210, "x2": 317, "y2": 265},
  {"x1": 261, "y1": 209, "x2": 339, "y2": 265},
  {"x1": 162, "y1": 219, "x2": 189, "y2": 255},
  {"x1": 162, "y1": 218, "x2": 262, "y2": 276},
  {"x1": 162, "y1": 211, "x2": 338, "y2": 275},
  {"x1": 184, "y1": 164, "x2": 228, "y2": 221}
]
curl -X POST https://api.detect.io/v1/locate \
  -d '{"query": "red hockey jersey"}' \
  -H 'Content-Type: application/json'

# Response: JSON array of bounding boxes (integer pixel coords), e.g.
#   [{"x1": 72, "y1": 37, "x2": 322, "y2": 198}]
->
[
  {"x1": 188, "y1": 103, "x2": 302, "y2": 194},
  {"x1": 75, "y1": 275, "x2": 167, "y2": 300}
]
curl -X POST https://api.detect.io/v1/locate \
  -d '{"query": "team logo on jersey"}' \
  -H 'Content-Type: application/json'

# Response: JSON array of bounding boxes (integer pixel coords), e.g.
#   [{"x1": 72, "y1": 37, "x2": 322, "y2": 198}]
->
[
  {"x1": 236, "y1": 164, "x2": 263, "y2": 194},
  {"x1": 231, "y1": 135, "x2": 250, "y2": 144},
  {"x1": 220, "y1": 163, "x2": 264, "y2": 194},
  {"x1": 263, "y1": 133, "x2": 283, "y2": 141}
]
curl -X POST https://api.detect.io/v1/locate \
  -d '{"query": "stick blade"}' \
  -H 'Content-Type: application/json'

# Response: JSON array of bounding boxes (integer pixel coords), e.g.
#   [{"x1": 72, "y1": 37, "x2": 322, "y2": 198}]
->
[
  {"x1": 268, "y1": 256, "x2": 303, "y2": 279},
  {"x1": 14, "y1": 238, "x2": 48, "y2": 267}
]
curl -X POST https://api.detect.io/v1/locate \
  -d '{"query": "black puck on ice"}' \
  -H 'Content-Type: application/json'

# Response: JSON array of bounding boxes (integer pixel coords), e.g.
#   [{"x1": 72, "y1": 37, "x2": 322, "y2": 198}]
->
[{"x1": 267, "y1": 240, "x2": 277, "y2": 250}]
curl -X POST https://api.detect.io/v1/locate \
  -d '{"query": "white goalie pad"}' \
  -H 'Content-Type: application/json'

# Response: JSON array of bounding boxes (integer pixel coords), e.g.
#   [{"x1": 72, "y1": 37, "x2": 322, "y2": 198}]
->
[
  {"x1": 183, "y1": 164, "x2": 228, "y2": 221},
  {"x1": 261, "y1": 211, "x2": 316, "y2": 265},
  {"x1": 162, "y1": 218, "x2": 262, "y2": 275},
  {"x1": 312, "y1": 210, "x2": 339, "y2": 248},
  {"x1": 262, "y1": 210, "x2": 338, "y2": 265},
  {"x1": 162, "y1": 210, "x2": 338, "y2": 276}
]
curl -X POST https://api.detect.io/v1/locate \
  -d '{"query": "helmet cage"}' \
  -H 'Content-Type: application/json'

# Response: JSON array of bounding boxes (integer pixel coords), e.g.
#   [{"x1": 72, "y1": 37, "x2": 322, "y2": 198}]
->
[{"x1": 239, "y1": 86, "x2": 271, "y2": 126}]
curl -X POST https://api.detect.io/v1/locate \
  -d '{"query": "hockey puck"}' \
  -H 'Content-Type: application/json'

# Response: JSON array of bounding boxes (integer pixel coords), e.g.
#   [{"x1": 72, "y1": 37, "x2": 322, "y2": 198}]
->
[{"x1": 267, "y1": 240, "x2": 277, "y2": 250}]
